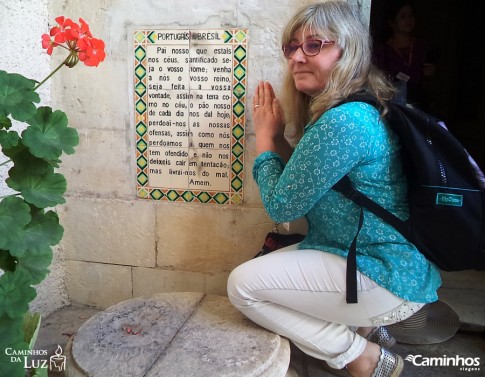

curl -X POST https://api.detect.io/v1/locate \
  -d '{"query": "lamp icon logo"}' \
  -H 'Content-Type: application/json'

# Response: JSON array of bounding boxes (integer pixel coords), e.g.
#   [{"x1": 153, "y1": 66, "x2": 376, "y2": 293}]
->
[{"x1": 49, "y1": 345, "x2": 66, "y2": 372}]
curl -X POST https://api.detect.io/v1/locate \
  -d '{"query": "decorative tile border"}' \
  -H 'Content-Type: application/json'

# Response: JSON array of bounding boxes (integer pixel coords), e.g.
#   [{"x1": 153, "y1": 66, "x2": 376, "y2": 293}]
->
[{"x1": 133, "y1": 29, "x2": 247, "y2": 205}]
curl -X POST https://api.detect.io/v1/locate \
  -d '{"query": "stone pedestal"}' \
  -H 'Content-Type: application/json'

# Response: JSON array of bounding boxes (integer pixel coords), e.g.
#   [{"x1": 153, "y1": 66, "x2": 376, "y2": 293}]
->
[{"x1": 66, "y1": 292, "x2": 291, "y2": 376}]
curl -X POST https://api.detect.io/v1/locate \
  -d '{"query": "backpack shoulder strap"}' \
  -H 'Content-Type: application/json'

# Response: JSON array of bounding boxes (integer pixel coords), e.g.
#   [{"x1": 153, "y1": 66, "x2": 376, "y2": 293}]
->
[
  {"x1": 333, "y1": 176, "x2": 415, "y2": 304},
  {"x1": 333, "y1": 176, "x2": 363, "y2": 304},
  {"x1": 333, "y1": 176, "x2": 413, "y2": 240}
]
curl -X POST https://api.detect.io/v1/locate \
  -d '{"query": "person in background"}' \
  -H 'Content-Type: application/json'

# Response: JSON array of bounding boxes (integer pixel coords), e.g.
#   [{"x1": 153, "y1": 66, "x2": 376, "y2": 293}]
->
[
  {"x1": 373, "y1": 0, "x2": 437, "y2": 109},
  {"x1": 227, "y1": 2, "x2": 441, "y2": 377}
]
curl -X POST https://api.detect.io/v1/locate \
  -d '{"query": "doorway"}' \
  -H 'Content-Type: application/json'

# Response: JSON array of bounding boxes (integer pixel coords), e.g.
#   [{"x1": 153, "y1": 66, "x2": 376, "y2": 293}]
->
[{"x1": 370, "y1": 0, "x2": 485, "y2": 169}]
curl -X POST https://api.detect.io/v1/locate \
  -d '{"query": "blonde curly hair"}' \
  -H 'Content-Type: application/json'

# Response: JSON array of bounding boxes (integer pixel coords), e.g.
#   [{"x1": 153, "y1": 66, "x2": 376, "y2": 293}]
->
[{"x1": 281, "y1": 1, "x2": 395, "y2": 139}]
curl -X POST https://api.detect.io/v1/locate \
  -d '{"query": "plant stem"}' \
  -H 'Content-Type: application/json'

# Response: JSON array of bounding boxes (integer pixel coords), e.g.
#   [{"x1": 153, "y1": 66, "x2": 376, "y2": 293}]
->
[
  {"x1": 33, "y1": 57, "x2": 68, "y2": 91},
  {"x1": 0, "y1": 159, "x2": 12, "y2": 167},
  {"x1": 0, "y1": 193, "x2": 20, "y2": 199}
]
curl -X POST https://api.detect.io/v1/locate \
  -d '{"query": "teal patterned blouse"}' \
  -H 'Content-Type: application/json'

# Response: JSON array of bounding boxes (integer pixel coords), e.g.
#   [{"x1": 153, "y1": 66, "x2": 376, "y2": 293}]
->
[{"x1": 253, "y1": 101, "x2": 441, "y2": 303}]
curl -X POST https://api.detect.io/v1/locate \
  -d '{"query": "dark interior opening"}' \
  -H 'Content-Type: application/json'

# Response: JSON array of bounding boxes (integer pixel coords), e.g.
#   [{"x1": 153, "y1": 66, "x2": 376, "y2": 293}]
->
[{"x1": 370, "y1": 0, "x2": 485, "y2": 169}]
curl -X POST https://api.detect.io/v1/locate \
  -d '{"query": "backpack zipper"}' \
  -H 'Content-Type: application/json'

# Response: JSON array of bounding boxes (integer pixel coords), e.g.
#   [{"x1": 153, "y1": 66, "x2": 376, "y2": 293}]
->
[
  {"x1": 437, "y1": 159, "x2": 448, "y2": 186},
  {"x1": 424, "y1": 114, "x2": 448, "y2": 186}
]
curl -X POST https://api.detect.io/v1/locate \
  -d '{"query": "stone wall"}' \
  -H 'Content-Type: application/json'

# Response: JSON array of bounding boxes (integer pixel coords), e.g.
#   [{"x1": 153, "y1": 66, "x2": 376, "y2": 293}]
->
[
  {"x1": 1, "y1": 0, "x2": 371, "y2": 313},
  {"x1": 53, "y1": 0, "x2": 311, "y2": 309}
]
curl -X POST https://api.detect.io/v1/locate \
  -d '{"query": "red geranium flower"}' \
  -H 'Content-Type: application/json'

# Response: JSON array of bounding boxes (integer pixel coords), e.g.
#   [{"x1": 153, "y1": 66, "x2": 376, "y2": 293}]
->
[
  {"x1": 36, "y1": 16, "x2": 105, "y2": 90},
  {"x1": 78, "y1": 37, "x2": 106, "y2": 67},
  {"x1": 79, "y1": 18, "x2": 93, "y2": 39},
  {"x1": 41, "y1": 16, "x2": 105, "y2": 69},
  {"x1": 49, "y1": 16, "x2": 79, "y2": 44},
  {"x1": 41, "y1": 34, "x2": 56, "y2": 55}
]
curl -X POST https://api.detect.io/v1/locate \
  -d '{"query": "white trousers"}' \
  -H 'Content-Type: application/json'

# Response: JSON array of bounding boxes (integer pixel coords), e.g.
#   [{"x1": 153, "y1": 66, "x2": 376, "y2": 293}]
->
[{"x1": 227, "y1": 247, "x2": 423, "y2": 369}]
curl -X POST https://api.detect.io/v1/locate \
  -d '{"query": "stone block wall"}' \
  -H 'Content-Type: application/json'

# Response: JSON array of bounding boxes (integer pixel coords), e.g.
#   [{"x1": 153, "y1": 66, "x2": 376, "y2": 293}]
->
[
  {"x1": 51, "y1": 0, "x2": 320, "y2": 309},
  {"x1": 1, "y1": 0, "x2": 370, "y2": 313}
]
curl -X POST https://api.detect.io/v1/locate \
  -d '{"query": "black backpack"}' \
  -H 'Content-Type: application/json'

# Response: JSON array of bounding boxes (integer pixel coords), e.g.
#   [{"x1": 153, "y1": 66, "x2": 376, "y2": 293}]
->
[{"x1": 332, "y1": 96, "x2": 485, "y2": 303}]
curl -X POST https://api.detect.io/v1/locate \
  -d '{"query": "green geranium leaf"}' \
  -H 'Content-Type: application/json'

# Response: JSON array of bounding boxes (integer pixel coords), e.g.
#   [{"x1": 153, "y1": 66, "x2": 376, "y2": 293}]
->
[
  {"x1": 9, "y1": 210, "x2": 63, "y2": 256},
  {"x1": 4, "y1": 144, "x2": 53, "y2": 175},
  {"x1": 0, "y1": 354, "x2": 25, "y2": 377},
  {"x1": 0, "y1": 250, "x2": 17, "y2": 272},
  {"x1": 0, "y1": 129, "x2": 20, "y2": 149},
  {"x1": 0, "y1": 70, "x2": 40, "y2": 121},
  {"x1": 49, "y1": 158, "x2": 62, "y2": 169},
  {"x1": 33, "y1": 367, "x2": 49, "y2": 377},
  {"x1": 23, "y1": 106, "x2": 79, "y2": 161},
  {"x1": 0, "y1": 270, "x2": 36, "y2": 318},
  {"x1": 17, "y1": 246, "x2": 53, "y2": 285},
  {"x1": 0, "y1": 115, "x2": 12, "y2": 130},
  {"x1": 7, "y1": 167, "x2": 66, "y2": 208},
  {"x1": 0, "y1": 315, "x2": 27, "y2": 377},
  {"x1": 0, "y1": 196, "x2": 31, "y2": 250},
  {"x1": 24, "y1": 311, "x2": 42, "y2": 347},
  {"x1": 0, "y1": 315, "x2": 24, "y2": 343},
  {"x1": 2, "y1": 142, "x2": 27, "y2": 160}
]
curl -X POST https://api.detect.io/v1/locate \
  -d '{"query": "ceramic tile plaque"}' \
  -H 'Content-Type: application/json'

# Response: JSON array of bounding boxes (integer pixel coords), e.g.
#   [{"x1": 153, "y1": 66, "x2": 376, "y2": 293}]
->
[{"x1": 134, "y1": 29, "x2": 247, "y2": 204}]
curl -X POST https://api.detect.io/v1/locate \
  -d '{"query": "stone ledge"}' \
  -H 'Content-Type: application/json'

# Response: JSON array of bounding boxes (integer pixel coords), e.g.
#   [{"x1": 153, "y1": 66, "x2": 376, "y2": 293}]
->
[
  {"x1": 66, "y1": 292, "x2": 291, "y2": 377},
  {"x1": 438, "y1": 270, "x2": 485, "y2": 332}
]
